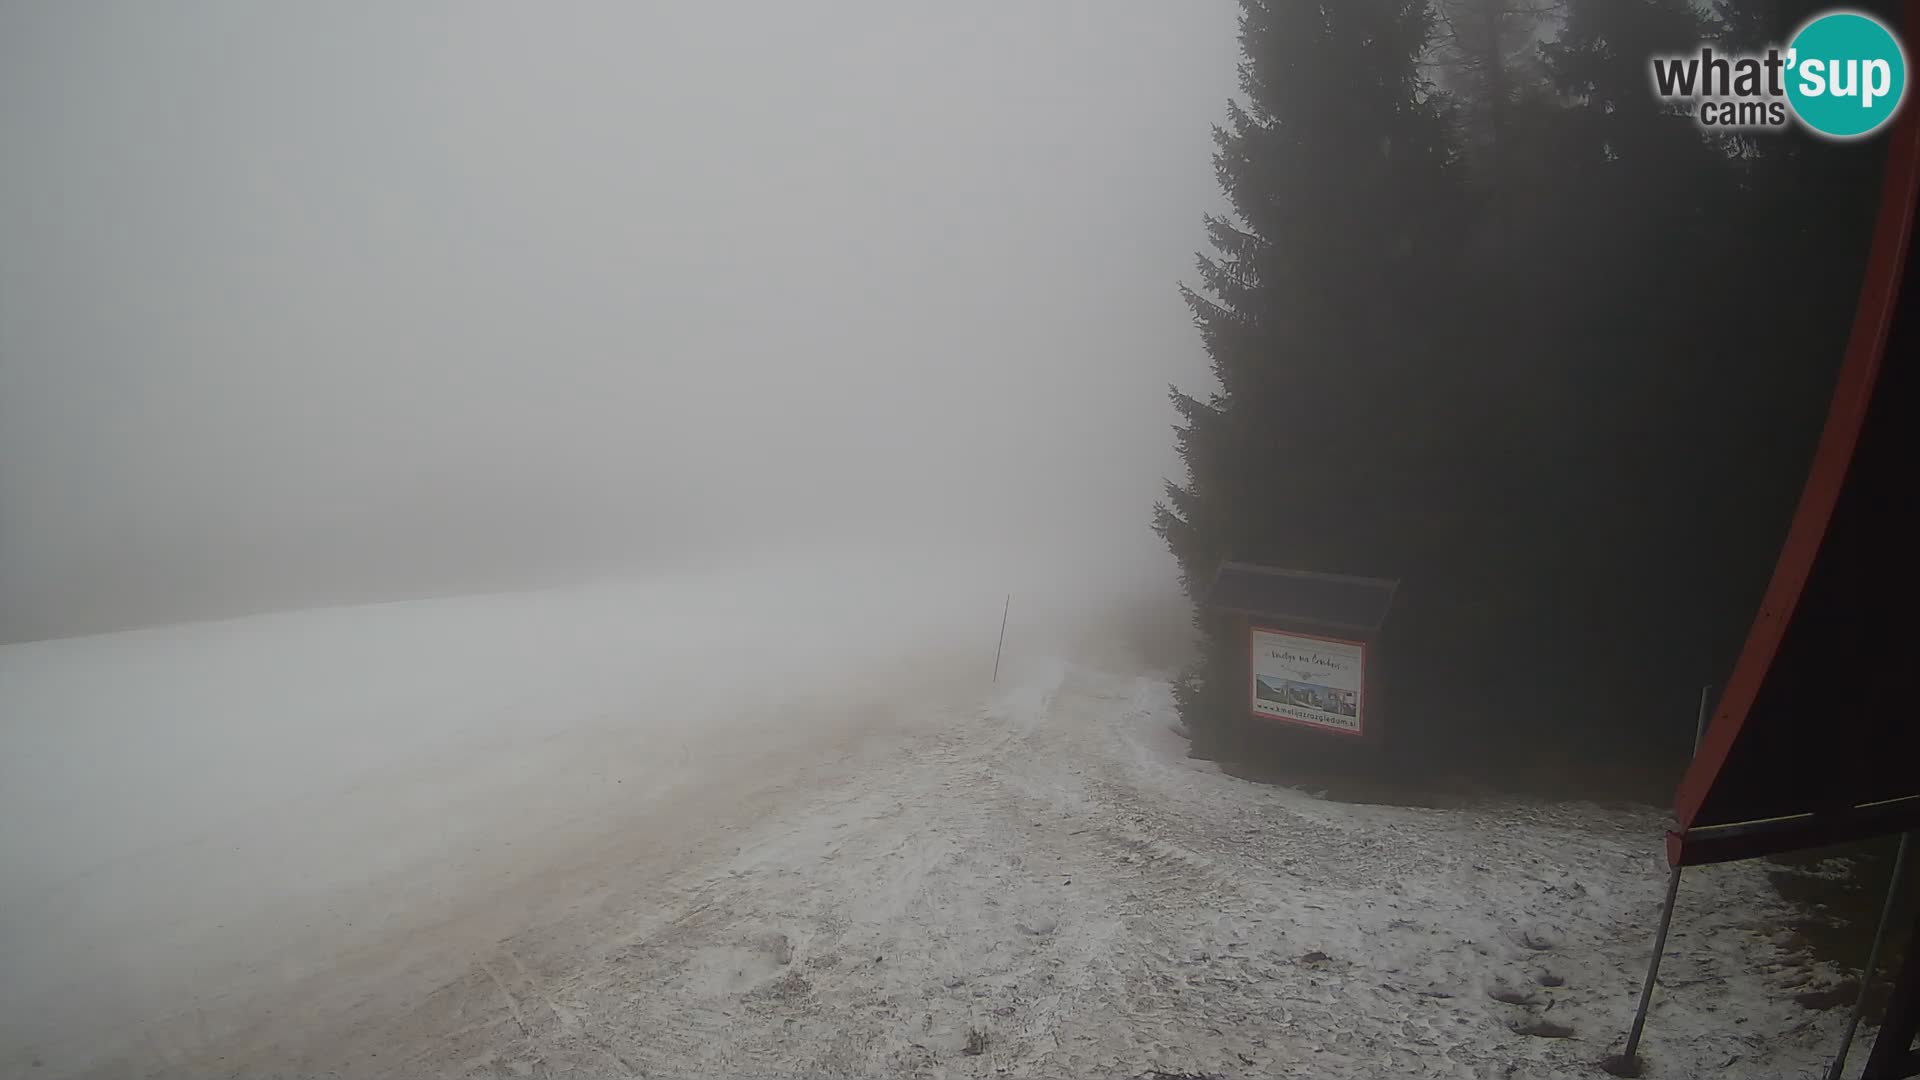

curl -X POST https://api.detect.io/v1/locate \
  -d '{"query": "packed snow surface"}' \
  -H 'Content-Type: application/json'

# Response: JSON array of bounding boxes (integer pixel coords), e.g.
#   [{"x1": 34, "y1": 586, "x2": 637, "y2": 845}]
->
[{"x1": 0, "y1": 551, "x2": 1866, "y2": 1078}]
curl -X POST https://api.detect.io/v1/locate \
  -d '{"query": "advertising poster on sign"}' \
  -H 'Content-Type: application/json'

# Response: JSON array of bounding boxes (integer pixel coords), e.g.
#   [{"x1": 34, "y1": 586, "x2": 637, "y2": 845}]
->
[{"x1": 1249, "y1": 627, "x2": 1365, "y2": 735}]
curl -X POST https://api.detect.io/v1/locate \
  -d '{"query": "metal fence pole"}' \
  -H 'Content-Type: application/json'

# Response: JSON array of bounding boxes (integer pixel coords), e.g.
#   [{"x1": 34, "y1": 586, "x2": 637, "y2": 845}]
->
[
  {"x1": 1694, "y1": 684, "x2": 1713, "y2": 751},
  {"x1": 1828, "y1": 831, "x2": 1916, "y2": 1080},
  {"x1": 1614, "y1": 686, "x2": 1715, "y2": 1073},
  {"x1": 1620, "y1": 865, "x2": 1684, "y2": 1067}
]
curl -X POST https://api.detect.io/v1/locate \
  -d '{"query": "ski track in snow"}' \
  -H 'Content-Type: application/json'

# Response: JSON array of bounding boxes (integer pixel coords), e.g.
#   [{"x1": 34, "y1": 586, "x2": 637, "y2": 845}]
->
[{"x1": 2, "y1": 593, "x2": 1867, "y2": 1080}]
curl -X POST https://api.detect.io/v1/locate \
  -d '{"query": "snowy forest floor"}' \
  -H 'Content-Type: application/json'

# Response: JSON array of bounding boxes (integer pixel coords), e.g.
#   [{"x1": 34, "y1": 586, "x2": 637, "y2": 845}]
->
[{"x1": 0, "y1": 563, "x2": 1887, "y2": 1080}]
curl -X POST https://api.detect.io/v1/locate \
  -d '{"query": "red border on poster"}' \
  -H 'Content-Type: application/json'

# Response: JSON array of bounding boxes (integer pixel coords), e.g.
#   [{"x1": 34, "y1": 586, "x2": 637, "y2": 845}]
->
[{"x1": 1247, "y1": 624, "x2": 1369, "y2": 738}]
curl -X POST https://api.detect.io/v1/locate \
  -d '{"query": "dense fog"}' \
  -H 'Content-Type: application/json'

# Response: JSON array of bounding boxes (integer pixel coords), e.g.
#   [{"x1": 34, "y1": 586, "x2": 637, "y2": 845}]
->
[
  {"x1": 0, "y1": 3, "x2": 1240, "y2": 643},
  {"x1": 3, "y1": 2, "x2": 1904, "y2": 1076},
  {"x1": 1, "y1": 7, "x2": 1242, "y2": 1073},
  {"x1": 0, "y1": 545, "x2": 1193, "y2": 1073}
]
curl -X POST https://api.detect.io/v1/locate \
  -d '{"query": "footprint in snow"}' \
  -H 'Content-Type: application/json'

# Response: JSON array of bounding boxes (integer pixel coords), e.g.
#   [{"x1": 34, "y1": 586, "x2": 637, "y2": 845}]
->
[
  {"x1": 1487, "y1": 985, "x2": 1539, "y2": 1006},
  {"x1": 1511, "y1": 1017, "x2": 1576, "y2": 1039}
]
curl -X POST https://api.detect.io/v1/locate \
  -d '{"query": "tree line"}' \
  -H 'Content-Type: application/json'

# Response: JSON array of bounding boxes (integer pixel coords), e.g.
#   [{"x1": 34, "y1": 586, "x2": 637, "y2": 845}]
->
[{"x1": 1155, "y1": 0, "x2": 1893, "y2": 785}]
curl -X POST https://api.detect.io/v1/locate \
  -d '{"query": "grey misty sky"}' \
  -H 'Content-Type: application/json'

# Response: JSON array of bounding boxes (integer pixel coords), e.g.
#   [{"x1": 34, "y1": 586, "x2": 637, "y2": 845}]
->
[{"x1": 0, "y1": 3, "x2": 1241, "y2": 642}]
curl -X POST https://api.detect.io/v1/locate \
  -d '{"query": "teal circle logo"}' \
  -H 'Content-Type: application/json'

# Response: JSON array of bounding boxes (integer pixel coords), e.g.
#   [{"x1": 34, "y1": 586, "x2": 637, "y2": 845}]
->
[{"x1": 1786, "y1": 11, "x2": 1907, "y2": 138}]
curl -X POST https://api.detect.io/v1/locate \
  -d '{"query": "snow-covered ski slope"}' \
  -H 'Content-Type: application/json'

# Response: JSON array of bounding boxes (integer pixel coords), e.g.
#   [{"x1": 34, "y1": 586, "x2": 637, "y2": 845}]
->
[{"x1": 0, "y1": 550, "x2": 1863, "y2": 1079}]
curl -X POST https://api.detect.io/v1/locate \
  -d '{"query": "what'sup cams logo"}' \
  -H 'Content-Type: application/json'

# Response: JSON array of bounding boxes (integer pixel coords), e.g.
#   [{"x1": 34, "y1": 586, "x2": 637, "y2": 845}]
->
[{"x1": 1650, "y1": 9, "x2": 1908, "y2": 139}]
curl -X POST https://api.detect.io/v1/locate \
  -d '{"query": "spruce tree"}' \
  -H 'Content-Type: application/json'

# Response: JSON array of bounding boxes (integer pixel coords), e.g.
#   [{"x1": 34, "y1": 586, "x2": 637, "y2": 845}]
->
[
  {"x1": 1155, "y1": 0, "x2": 1470, "y2": 758},
  {"x1": 1430, "y1": 0, "x2": 1557, "y2": 166},
  {"x1": 1161, "y1": 0, "x2": 1898, "y2": 775}
]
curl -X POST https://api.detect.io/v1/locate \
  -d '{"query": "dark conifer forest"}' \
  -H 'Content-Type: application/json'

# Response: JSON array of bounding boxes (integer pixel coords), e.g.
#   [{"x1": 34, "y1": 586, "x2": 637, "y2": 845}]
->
[{"x1": 1155, "y1": 0, "x2": 1893, "y2": 786}]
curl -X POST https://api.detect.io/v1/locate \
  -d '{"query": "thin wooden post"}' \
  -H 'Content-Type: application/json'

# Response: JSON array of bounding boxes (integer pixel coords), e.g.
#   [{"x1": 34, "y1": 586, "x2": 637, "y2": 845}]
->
[{"x1": 992, "y1": 595, "x2": 1009, "y2": 683}]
